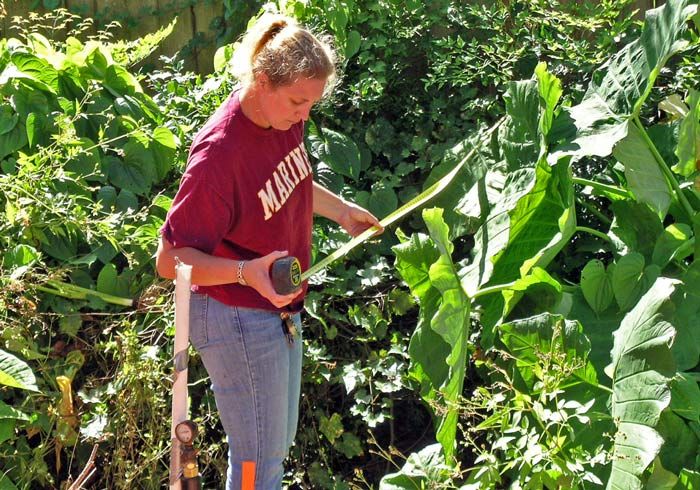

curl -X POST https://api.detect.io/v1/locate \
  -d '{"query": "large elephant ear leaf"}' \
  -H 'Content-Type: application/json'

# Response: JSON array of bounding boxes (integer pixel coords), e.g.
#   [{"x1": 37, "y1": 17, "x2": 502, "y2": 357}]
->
[
  {"x1": 549, "y1": 0, "x2": 697, "y2": 162},
  {"x1": 607, "y1": 278, "x2": 678, "y2": 490}
]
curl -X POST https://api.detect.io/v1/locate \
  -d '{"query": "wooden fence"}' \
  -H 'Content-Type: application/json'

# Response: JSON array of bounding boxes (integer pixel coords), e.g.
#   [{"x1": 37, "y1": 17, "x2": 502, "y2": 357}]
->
[
  {"x1": 0, "y1": 0, "x2": 664, "y2": 75},
  {"x1": 0, "y1": 0, "x2": 226, "y2": 73}
]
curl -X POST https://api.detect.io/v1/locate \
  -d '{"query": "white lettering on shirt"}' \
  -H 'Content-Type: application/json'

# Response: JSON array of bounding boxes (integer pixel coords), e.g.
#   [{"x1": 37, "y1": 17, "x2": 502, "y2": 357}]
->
[
  {"x1": 283, "y1": 155, "x2": 301, "y2": 186},
  {"x1": 289, "y1": 146, "x2": 310, "y2": 179},
  {"x1": 257, "y1": 143, "x2": 312, "y2": 221}
]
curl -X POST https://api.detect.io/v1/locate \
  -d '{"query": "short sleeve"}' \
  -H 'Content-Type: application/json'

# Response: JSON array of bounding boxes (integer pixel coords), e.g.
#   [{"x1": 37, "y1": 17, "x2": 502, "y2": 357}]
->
[{"x1": 161, "y1": 174, "x2": 233, "y2": 254}]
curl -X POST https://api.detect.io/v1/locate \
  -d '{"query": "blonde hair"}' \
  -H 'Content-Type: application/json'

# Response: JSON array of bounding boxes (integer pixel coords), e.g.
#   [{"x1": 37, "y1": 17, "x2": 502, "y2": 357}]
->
[{"x1": 231, "y1": 14, "x2": 337, "y2": 91}]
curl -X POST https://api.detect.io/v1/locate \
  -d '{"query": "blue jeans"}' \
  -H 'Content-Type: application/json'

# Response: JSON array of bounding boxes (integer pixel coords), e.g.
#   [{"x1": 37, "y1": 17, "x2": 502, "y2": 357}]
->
[{"x1": 189, "y1": 293, "x2": 302, "y2": 489}]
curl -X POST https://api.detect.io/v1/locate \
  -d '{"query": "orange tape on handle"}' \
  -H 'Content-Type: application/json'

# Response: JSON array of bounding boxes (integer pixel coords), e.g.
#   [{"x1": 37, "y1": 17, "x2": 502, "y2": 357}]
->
[{"x1": 241, "y1": 461, "x2": 256, "y2": 490}]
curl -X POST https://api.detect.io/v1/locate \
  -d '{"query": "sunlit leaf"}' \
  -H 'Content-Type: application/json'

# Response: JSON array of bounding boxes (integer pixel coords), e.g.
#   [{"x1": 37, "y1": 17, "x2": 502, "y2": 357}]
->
[
  {"x1": 550, "y1": 0, "x2": 697, "y2": 163},
  {"x1": 613, "y1": 122, "x2": 672, "y2": 217},
  {"x1": 10, "y1": 52, "x2": 58, "y2": 93},
  {"x1": 379, "y1": 444, "x2": 450, "y2": 489},
  {"x1": 673, "y1": 89, "x2": 699, "y2": 177},
  {"x1": 607, "y1": 278, "x2": 677, "y2": 490},
  {"x1": 652, "y1": 223, "x2": 693, "y2": 267},
  {"x1": 0, "y1": 349, "x2": 39, "y2": 392}
]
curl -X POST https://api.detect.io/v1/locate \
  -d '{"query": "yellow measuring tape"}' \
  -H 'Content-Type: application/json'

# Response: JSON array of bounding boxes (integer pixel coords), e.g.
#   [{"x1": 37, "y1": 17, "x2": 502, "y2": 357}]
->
[{"x1": 301, "y1": 117, "x2": 504, "y2": 282}]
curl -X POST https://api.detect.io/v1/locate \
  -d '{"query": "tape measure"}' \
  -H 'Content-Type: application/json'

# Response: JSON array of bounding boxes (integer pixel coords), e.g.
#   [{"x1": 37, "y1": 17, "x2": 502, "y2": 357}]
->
[
  {"x1": 269, "y1": 118, "x2": 504, "y2": 296},
  {"x1": 270, "y1": 256, "x2": 302, "y2": 294}
]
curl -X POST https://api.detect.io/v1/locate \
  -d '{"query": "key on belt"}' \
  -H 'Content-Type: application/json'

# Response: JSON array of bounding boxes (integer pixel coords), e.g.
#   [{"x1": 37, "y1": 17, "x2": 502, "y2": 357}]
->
[{"x1": 280, "y1": 313, "x2": 297, "y2": 345}]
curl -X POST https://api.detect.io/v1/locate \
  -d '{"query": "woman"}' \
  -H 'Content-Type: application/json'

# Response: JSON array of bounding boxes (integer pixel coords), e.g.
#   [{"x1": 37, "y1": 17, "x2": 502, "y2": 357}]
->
[{"x1": 155, "y1": 13, "x2": 382, "y2": 490}]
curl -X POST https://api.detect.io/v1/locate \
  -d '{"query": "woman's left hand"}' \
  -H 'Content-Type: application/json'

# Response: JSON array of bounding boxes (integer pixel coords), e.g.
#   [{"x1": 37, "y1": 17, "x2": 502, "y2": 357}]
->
[{"x1": 337, "y1": 202, "x2": 384, "y2": 237}]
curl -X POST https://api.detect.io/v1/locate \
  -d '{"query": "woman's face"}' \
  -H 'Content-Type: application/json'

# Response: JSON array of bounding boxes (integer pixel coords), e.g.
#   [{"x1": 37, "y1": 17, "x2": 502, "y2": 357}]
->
[{"x1": 259, "y1": 76, "x2": 327, "y2": 130}]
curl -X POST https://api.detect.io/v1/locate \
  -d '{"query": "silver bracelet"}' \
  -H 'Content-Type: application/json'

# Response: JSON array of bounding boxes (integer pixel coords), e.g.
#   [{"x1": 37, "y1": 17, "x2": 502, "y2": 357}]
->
[{"x1": 237, "y1": 260, "x2": 248, "y2": 286}]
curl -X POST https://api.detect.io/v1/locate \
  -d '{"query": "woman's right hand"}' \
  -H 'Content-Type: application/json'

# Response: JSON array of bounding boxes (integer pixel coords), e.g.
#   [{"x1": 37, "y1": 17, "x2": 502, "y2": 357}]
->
[{"x1": 242, "y1": 250, "x2": 302, "y2": 308}]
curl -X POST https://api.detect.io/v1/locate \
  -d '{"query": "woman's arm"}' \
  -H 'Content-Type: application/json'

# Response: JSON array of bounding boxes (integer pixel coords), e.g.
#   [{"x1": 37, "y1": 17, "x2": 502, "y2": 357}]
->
[
  {"x1": 155, "y1": 236, "x2": 300, "y2": 308},
  {"x1": 313, "y1": 182, "x2": 383, "y2": 237}
]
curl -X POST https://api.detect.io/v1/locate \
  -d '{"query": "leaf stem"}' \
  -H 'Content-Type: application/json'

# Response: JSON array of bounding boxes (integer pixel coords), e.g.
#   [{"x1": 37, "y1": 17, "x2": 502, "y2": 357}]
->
[
  {"x1": 572, "y1": 176, "x2": 631, "y2": 199},
  {"x1": 472, "y1": 280, "x2": 518, "y2": 300},
  {"x1": 576, "y1": 197, "x2": 612, "y2": 226},
  {"x1": 575, "y1": 226, "x2": 613, "y2": 243},
  {"x1": 39, "y1": 280, "x2": 134, "y2": 307},
  {"x1": 633, "y1": 116, "x2": 695, "y2": 220}
]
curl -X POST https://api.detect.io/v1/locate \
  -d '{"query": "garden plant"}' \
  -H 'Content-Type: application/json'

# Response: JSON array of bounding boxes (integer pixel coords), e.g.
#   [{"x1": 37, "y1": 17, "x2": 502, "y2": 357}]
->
[{"x1": 1, "y1": 0, "x2": 700, "y2": 489}]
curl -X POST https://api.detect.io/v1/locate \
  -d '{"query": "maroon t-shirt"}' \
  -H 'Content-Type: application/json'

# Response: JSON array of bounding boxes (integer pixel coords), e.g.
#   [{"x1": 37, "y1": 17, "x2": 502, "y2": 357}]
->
[{"x1": 162, "y1": 90, "x2": 313, "y2": 312}]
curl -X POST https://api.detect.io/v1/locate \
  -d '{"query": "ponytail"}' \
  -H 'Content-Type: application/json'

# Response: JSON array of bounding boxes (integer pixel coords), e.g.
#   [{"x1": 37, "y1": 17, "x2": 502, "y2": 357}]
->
[{"x1": 231, "y1": 13, "x2": 336, "y2": 91}]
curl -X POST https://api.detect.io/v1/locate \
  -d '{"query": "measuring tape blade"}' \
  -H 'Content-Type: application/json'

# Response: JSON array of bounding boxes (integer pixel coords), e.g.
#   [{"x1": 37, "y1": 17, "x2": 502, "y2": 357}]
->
[{"x1": 301, "y1": 118, "x2": 503, "y2": 282}]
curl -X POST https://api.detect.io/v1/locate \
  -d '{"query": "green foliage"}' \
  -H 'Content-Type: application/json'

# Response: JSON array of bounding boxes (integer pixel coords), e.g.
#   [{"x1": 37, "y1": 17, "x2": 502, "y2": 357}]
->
[
  {"x1": 0, "y1": 15, "x2": 182, "y2": 489},
  {"x1": 607, "y1": 279, "x2": 678, "y2": 489},
  {"x1": 0, "y1": 350, "x2": 39, "y2": 392},
  {"x1": 389, "y1": 0, "x2": 700, "y2": 487},
  {"x1": 462, "y1": 313, "x2": 609, "y2": 489},
  {"x1": 379, "y1": 444, "x2": 456, "y2": 489},
  {"x1": 6, "y1": 0, "x2": 700, "y2": 488}
]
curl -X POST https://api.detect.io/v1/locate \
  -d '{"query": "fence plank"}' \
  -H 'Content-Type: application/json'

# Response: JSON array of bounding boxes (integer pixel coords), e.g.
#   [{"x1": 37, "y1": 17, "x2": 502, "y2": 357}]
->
[
  {"x1": 191, "y1": 0, "x2": 221, "y2": 73},
  {"x1": 125, "y1": 0, "x2": 162, "y2": 65},
  {"x1": 158, "y1": 4, "x2": 196, "y2": 71}
]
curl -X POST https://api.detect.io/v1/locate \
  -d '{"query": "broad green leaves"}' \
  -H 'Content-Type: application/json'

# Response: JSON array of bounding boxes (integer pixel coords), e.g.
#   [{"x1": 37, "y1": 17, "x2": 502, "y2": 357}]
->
[
  {"x1": 550, "y1": 0, "x2": 698, "y2": 162},
  {"x1": 307, "y1": 125, "x2": 362, "y2": 182},
  {"x1": 613, "y1": 122, "x2": 672, "y2": 217},
  {"x1": 394, "y1": 208, "x2": 470, "y2": 462},
  {"x1": 0, "y1": 349, "x2": 39, "y2": 392},
  {"x1": 607, "y1": 278, "x2": 677, "y2": 490},
  {"x1": 498, "y1": 313, "x2": 598, "y2": 394},
  {"x1": 379, "y1": 444, "x2": 452, "y2": 489},
  {"x1": 463, "y1": 64, "x2": 575, "y2": 341},
  {"x1": 390, "y1": 1, "x2": 700, "y2": 483},
  {"x1": 581, "y1": 253, "x2": 662, "y2": 314}
]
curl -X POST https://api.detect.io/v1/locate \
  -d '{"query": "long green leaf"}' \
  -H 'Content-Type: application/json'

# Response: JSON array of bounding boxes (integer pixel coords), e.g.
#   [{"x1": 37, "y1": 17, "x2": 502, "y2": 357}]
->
[
  {"x1": 393, "y1": 209, "x2": 472, "y2": 464},
  {"x1": 394, "y1": 233, "x2": 448, "y2": 397},
  {"x1": 607, "y1": 278, "x2": 678, "y2": 490},
  {"x1": 0, "y1": 349, "x2": 39, "y2": 392},
  {"x1": 673, "y1": 89, "x2": 700, "y2": 177},
  {"x1": 423, "y1": 208, "x2": 471, "y2": 463}
]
